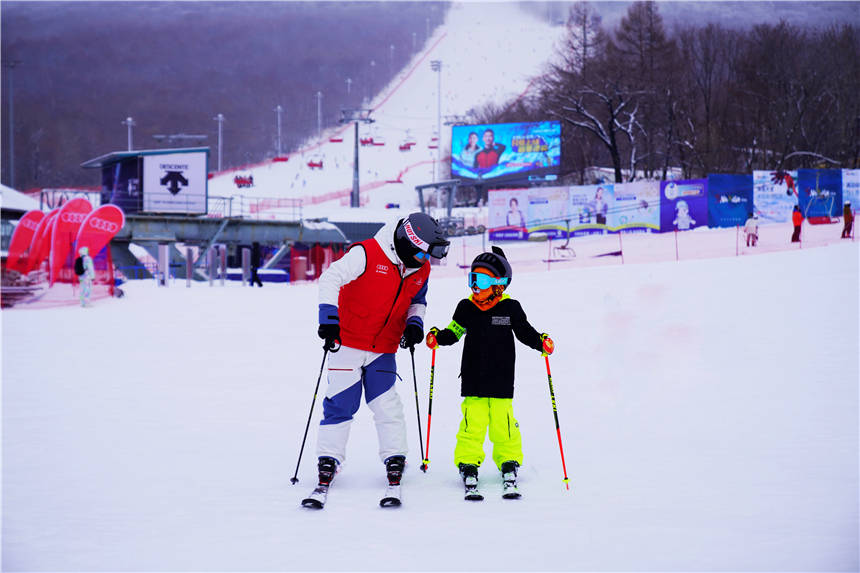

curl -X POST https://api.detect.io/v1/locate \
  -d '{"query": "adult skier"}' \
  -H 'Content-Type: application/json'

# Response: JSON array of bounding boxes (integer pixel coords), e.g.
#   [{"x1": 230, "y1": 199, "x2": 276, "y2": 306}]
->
[
  {"x1": 76, "y1": 246, "x2": 96, "y2": 307},
  {"x1": 304, "y1": 213, "x2": 450, "y2": 509},
  {"x1": 425, "y1": 246, "x2": 554, "y2": 501}
]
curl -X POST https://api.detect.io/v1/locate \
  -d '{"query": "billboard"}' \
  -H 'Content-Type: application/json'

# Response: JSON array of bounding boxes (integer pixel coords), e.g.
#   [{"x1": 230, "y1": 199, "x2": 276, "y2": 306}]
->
[
  {"x1": 142, "y1": 151, "x2": 208, "y2": 214},
  {"x1": 708, "y1": 174, "x2": 753, "y2": 228},
  {"x1": 451, "y1": 121, "x2": 561, "y2": 184},
  {"x1": 660, "y1": 179, "x2": 708, "y2": 232},
  {"x1": 610, "y1": 181, "x2": 660, "y2": 232},
  {"x1": 797, "y1": 169, "x2": 841, "y2": 219},
  {"x1": 569, "y1": 184, "x2": 613, "y2": 235},
  {"x1": 843, "y1": 169, "x2": 860, "y2": 208},
  {"x1": 488, "y1": 187, "x2": 568, "y2": 240},
  {"x1": 753, "y1": 170, "x2": 798, "y2": 223}
]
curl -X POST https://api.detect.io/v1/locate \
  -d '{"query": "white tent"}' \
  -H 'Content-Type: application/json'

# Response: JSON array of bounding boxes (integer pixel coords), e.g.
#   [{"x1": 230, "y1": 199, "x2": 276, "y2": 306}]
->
[{"x1": 1, "y1": 184, "x2": 41, "y2": 213}]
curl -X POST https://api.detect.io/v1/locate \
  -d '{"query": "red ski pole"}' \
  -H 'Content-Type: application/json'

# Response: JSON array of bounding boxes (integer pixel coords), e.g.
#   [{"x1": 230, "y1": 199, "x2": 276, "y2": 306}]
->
[
  {"x1": 421, "y1": 347, "x2": 436, "y2": 472},
  {"x1": 544, "y1": 354, "x2": 570, "y2": 490}
]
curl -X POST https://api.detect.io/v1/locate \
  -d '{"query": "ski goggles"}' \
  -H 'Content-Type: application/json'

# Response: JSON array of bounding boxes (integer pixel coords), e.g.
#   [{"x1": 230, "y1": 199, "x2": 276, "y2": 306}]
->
[
  {"x1": 415, "y1": 242, "x2": 450, "y2": 260},
  {"x1": 468, "y1": 272, "x2": 509, "y2": 290}
]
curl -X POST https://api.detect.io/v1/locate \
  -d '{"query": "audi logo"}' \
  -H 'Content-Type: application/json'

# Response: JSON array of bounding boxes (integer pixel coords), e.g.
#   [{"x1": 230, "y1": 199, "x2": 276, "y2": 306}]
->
[
  {"x1": 88, "y1": 217, "x2": 119, "y2": 233},
  {"x1": 61, "y1": 212, "x2": 88, "y2": 223},
  {"x1": 21, "y1": 218, "x2": 41, "y2": 230}
]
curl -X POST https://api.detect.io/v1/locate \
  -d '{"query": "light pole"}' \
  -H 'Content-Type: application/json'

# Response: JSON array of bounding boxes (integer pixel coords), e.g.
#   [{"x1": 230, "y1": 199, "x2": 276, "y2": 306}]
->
[
  {"x1": 316, "y1": 91, "x2": 323, "y2": 140},
  {"x1": 213, "y1": 113, "x2": 225, "y2": 171},
  {"x1": 346, "y1": 77, "x2": 352, "y2": 97},
  {"x1": 340, "y1": 109, "x2": 375, "y2": 208},
  {"x1": 121, "y1": 116, "x2": 136, "y2": 151},
  {"x1": 412, "y1": 32, "x2": 417, "y2": 51},
  {"x1": 389, "y1": 44, "x2": 395, "y2": 76},
  {"x1": 430, "y1": 60, "x2": 442, "y2": 182},
  {"x1": 2, "y1": 60, "x2": 22, "y2": 189},
  {"x1": 274, "y1": 105, "x2": 284, "y2": 155},
  {"x1": 369, "y1": 60, "x2": 376, "y2": 101}
]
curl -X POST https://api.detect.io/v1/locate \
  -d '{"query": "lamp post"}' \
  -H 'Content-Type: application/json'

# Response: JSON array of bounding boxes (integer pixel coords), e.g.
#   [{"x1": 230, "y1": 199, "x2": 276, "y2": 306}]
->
[
  {"x1": 121, "y1": 116, "x2": 136, "y2": 151},
  {"x1": 346, "y1": 77, "x2": 352, "y2": 97},
  {"x1": 2, "y1": 59, "x2": 22, "y2": 188},
  {"x1": 430, "y1": 60, "x2": 442, "y2": 182},
  {"x1": 274, "y1": 105, "x2": 283, "y2": 155},
  {"x1": 213, "y1": 113, "x2": 225, "y2": 171},
  {"x1": 340, "y1": 109, "x2": 375, "y2": 208}
]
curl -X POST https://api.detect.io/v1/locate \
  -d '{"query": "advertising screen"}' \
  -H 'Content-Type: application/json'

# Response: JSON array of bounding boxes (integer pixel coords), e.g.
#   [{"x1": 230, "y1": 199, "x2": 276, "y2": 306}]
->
[{"x1": 451, "y1": 121, "x2": 561, "y2": 184}]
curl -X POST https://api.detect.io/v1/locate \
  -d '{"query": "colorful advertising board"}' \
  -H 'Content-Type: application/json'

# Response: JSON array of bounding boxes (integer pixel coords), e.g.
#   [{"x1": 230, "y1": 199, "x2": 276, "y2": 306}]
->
[
  {"x1": 525, "y1": 186, "x2": 569, "y2": 238},
  {"x1": 610, "y1": 181, "x2": 660, "y2": 232},
  {"x1": 797, "y1": 169, "x2": 842, "y2": 218},
  {"x1": 142, "y1": 151, "x2": 208, "y2": 214},
  {"x1": 451, "y1": 121, "x2": 561, "y2": 184},
  {"x1": 843, "y1": 169, "x2": 860, "y2": 208},
  {"x1": 488, "y1": 187, "x2": 569, "y2": 240},
  {"x1": 568, "y1": 184, "x2": 612, "y2": 235},
  {"x1": 660, "y1": 179, "x2": 708, "y2": 232},
  {"x1": 753, "y1": 170, "x2": 798, "y2": 223},
  {"x1": 707, "y1": 174, "x2": 753, "y2": 228}
]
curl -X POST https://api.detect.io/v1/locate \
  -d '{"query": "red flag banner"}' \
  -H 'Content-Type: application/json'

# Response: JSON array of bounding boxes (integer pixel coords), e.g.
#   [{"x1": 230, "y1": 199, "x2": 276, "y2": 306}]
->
[
  {"x1": 75, "y1": 204, "x2": 125, "y2": 263},
  {"x1": 6, "y1": 210, "x2": 45, "y2": 273},
  {"x1": 26, "y1": 208, "x2": 60, "y2": 273},
  {"x1": 49, "y1": 198, "x2": 93, "y2": 285}
]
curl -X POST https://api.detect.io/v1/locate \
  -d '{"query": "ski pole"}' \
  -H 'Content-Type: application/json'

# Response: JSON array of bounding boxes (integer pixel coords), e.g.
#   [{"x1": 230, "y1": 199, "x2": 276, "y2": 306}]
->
[
  {"x1": 290, "y1": 343, "x2": 334, "y2": 485},
  {"x1": 420, "y1": 346, "x2": 436, "y2": 472},
  {"x1": 544, "y1": 355, "x2": 570, "y2": 490},
  {"x1": 409, "y1": 346, "x2": 427, "y2": 469}
]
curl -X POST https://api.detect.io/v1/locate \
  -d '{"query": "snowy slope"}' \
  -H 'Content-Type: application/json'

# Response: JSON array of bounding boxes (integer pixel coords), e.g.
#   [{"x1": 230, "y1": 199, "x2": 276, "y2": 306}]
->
[
  {"x1": 207, "y1": 2, "x2": 563, "y2": 223},
  {"x1": 2, "y1": 241, "x2": 857, "y2": 571}
]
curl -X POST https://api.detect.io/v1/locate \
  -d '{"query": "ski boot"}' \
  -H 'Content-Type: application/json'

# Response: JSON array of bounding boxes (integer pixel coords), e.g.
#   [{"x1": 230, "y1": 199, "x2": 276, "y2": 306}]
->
[
  {"x1": 380, "y1": 455, "x2": 405, "y2": 507},
  {"x1": 501, "y1": 460, "x2": 521, "y2": 499},
  {"x1": 301, "y1": 456, "x2": 338, "y2": 509},
  {"x1": 459, "y1": 463, "x2": 483, "y2": 501}
]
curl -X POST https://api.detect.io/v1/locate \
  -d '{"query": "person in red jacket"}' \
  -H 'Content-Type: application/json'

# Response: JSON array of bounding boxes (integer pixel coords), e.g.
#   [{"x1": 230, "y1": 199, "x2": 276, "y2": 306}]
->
[
  {"x1": 842, "y1": 201, "x2": 854, "y2": 239},
  {"x1": 309, "y1": 213, "x2": 449, "y2": 506},
  {"x1": 791, "y1": 205, "x2": 804, "y2": 243}
]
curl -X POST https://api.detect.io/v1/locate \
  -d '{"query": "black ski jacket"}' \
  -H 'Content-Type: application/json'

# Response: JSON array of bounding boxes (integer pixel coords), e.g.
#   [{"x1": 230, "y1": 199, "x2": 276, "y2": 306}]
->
[{"x1": 437, "y1": 296, "x2": 543, "y2": 398}]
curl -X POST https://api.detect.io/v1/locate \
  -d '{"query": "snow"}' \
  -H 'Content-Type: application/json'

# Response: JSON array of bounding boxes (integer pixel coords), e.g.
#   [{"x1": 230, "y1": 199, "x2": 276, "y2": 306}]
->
[
  {"x1": 206, "y1": 2, "x2": 565, "y2": 223},
  {"x1": 2, "y1": 239, "x2": 858, "y2": 571},
  {"x1": 0, "y1": 185, "x2": 40, "y2": 213},
  {"x1": 3, "y1": 2, "x2": 858, "y2": 571}
]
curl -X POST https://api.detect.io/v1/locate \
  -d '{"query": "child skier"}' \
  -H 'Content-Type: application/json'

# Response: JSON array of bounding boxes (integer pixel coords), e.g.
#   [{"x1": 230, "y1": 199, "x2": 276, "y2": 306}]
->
[{"x1": 425, "y1": 246, "x2": 553, "y2": 500}]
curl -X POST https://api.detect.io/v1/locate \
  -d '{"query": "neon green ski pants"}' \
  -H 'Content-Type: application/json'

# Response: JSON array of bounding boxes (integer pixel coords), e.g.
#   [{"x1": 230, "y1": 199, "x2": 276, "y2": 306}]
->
[{"x1": 454, "y1": 396, "x2": 523, "y2": 470}]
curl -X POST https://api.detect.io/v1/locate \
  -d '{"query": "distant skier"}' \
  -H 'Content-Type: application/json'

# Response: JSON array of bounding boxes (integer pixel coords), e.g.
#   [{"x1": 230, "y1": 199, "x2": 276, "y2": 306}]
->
[
  {"x1": 75, "y1": 246, "x2": 95, "y2": 307},
  {"x1": 304, "y1": 213, "x2": 450, "y2": 509},
  {"x1": 842, "y1": 201, "x2": 854, "y2": 239},
  {"x1": 425, "y1": 246, "x2": 554, "y2": 501},
  {"x1": 743, "y1": 213, "x2": 759, "y2": 247}
]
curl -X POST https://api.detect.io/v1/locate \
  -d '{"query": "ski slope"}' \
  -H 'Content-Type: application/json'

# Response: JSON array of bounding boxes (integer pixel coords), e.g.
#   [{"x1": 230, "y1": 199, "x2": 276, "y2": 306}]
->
[
  {"x1": 2, "y1": 241, "x2": 857, "y2": 571},
  {"x1": 207, "y1": 2, "x2": 564, "y2": 224}
]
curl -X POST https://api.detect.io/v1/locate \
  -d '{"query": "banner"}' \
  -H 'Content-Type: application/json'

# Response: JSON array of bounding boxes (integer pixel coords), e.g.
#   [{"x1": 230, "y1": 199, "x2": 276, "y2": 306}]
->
[
  {"x1": 488, "y1": 188, "x2": 531, "y2": 240},
  {"x1": 451, "y1": 121, "x2": 561, "y2": 184},
  {"x1": 525, "y1": 186, "x2": 569, "y2": 238},
  {"x1": 753, "y1": 170, "x2": 798, "y2": 223},
  {"x1": 142, "y1": 151, "x2": 208, "y2": 214},
  {"x1": 707, "y1": 174, "x2": 753, "y2": 228},
  {"x1": 797, "y1": 169, "x2": 842, "y2": 219},
  {"x1": 610, "y1": 181, "x2": 660, "y2": 232},
  {"x1": 660, "y1": 179, "x2": 708, "y2": 232},
  {"x1": 49, "y1": 197, "x2": 93, "y2": 284},
  {"x1": 26, "y1": 208, "x2": 59, "y2": 273},
  {"x1": 843, "y1": 169, "x2": 860, "y2": 208},
  {"x1": 6, "y1": 210, "x2": 45, "y2": 273},
  {"x1": 569, "y1": 184, "x2": 612, "y2": 236},
  {"x1": 76, "y1": 204, "x2": 126, "y2": 263}
]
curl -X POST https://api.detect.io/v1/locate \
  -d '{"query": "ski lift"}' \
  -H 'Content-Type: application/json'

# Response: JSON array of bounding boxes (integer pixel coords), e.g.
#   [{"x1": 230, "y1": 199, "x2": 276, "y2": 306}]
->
[
  {"x1": 372, "y1": 135, "x2": 386, "y2": 147},
  {"x1": 307, "y1": 155, "x2": 324, "y2": 170},
  {"x1": 329, "y1": 136, "x2": 344, "y2": 143},
  {"x1": 360, "y1": 134, "x2": 375, "y2": 146},
  {"x1": 399, "y1": 132, "x2": 417, "y2": 152},
  {"x1": 272, "y1": 156, "x2": 289, "y2": 163}
]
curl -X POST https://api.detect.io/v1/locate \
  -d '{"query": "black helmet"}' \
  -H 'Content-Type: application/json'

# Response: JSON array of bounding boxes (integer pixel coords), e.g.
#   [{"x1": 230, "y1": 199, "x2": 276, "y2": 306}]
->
[
  {"x1": 394, "y1": 212, "x2": 450, "y2": 267},
  {"x1": 471, "y1": 246, "x2": 512, "y2": 286}
]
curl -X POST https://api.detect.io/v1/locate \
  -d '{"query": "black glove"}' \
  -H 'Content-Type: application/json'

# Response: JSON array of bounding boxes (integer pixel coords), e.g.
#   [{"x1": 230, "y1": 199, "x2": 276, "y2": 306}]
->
[
  {"x1": 400, "y1": 322, "x2": 424, "y2": 349},
  {"x1": 434, "y1": 328, "x2": 459, "y2": 346},
  {"x1": 318, "y1": 323, "x2": 341, "y2": 351}
]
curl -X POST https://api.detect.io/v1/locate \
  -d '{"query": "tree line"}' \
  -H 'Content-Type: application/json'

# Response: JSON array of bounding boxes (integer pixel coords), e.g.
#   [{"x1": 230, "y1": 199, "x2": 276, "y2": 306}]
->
[{"x1": 478, "y1": 1, "x2": 860, "y2": 184}]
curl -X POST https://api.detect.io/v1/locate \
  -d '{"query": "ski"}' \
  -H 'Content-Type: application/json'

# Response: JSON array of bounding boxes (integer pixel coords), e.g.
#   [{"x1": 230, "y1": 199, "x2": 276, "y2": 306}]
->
[
  {"x1": 301, "y1": 484, "x2": 329, "y2": 509},
  {"x1": 379, "y1": 485, "x2": 402, "y2": 507}
]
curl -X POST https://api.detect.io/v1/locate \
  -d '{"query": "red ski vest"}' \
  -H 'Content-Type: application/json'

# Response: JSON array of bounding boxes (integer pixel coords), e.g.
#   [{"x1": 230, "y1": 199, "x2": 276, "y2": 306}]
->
[{"x1": 338, "y1": 239, "x2": 430, "y2": 353}]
